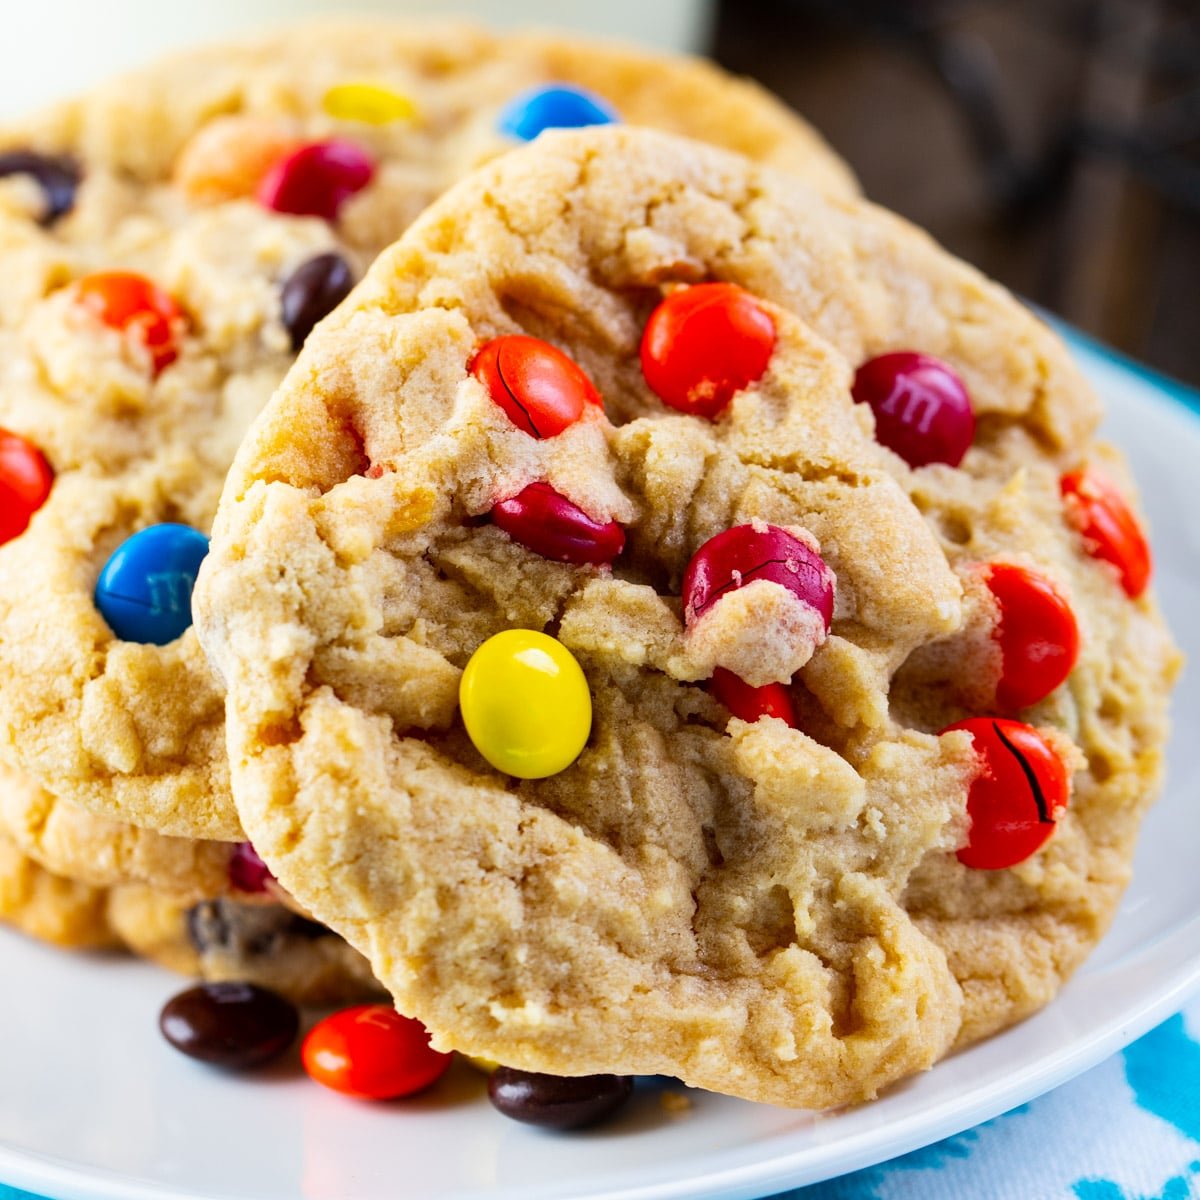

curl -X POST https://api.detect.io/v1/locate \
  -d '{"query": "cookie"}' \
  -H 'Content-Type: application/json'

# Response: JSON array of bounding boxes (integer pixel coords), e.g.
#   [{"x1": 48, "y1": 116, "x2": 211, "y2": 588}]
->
[
  {"x1": 193, "y1": 126, "x2": 1177, "y2": 1106},
  {"x1": 0, "y1": 760, "x2": 236, "y2": 898},
  {"x1": 0, "y1": 21, "x2": 855, "y2": 842},
  {"x1": 108, "y1": 890, "x2": 384, "y2": 1007},
  {"x1": 0, "y1": 837, "x2": 118, "y2": 950},
  {"x1": 0, "y1": 829, "x2": 380, "y2": 1004}
]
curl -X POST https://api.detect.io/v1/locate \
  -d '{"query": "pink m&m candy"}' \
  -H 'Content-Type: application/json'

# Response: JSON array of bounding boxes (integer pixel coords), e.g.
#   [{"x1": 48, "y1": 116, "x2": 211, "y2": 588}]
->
[
  {"x1": 492, "y1": 481, "x2": 624, "y2": 566},
  {"x1": 682, "y1": 524, "x2": 834, "y2": 631},
  {"x1": 257, "y1": 140, "x2": 375, "y2": 220},
  {"x1": 852, "y1": 352, "x2": 975, "y2": 468}
]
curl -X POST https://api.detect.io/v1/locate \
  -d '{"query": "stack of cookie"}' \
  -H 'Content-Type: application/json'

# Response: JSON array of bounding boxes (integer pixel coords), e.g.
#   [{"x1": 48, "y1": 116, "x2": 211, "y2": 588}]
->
[
  {"x1": 0, "y1": 22, "x2": 856, "y2": 1009},
  {"x1": 0, "y1": 20, "x2": 1179, "y2": 1110}
]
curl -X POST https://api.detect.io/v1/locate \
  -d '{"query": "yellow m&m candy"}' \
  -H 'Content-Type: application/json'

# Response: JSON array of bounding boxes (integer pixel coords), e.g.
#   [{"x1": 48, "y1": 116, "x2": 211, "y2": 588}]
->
[
  {"x1": 459, "y1": 630, "x2": 591, "y2": 780},
  {"x1": 321, "y1": 82, "x2": 417, "y2": 126}
]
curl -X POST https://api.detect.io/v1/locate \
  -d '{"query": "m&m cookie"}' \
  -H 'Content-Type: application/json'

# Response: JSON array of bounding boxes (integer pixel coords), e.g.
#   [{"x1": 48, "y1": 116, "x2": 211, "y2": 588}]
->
[{"x1": 194, "y1": 128, "x2": 1177, "y2": 1105}]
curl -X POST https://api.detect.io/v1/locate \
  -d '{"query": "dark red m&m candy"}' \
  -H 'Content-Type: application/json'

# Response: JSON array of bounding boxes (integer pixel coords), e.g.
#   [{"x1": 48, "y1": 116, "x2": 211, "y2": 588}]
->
[
  {"x1": 257, "y1": 140, "x2": 375, "y2": 221},
  {"x1": 641, "y1": 283, "x2": 776, "y2": 419},
  {"x1": 944, "y1": 717, "x2": 1070, "y2": 870},
  {"x1": 491, "y1": 481, "x2": 624, "y2": 566},
  {"x1": 852, "y1": 352, "x2": 975, "y2": 468},
  {"x1": 1060, "y1": 467, "x2": 1151, "y2": 599},
  {"x1": 0, "y1": 429, "x2": 53, "y2": 547},
  {"x1": 471, "y1": 335, "x2": 601, "y2": 438},
  {"x1": 986, "y1": 562, "x2": 1079, "y2": 711},
  {"x1": 682, "y1": 524, "x2": 834, "y2": 631},
  {"x1": 228, "y1": 842, "x2": 274, "y2": 894}
]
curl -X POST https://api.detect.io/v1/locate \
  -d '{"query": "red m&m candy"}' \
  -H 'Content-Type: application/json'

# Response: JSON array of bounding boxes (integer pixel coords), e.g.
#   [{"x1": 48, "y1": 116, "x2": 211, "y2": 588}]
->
[
  {"x1": 257, "y1": 139, "x2": 375, "y2": 220},
  {"x1": 710, "y1": 667, "x2": 798, "y2": 727},
  {"x1": 228, "y1": 842, "x2": 274, "y2": 894},
  {"x1": 0, "y1": 429, "x2": 53, "y2": 547},
  {"x1": 491, "y1": 481, "x2": 624, "y2": 566},
  {"x1": 302, "y1": 1005, "x2": 452, "y2": 1100},
  {"x1": 640, "y1": 283, "x2": 776, "y2": 419},
  {"x1": 1060, "y1": 468, "x2": 1151, "y2": 599},
  {"x1": 852, "y1": 352, "x2": 975, "y2": 468},
  {"x1": 471, "y1": 335, "x2": 601, "y2": 438},
  {"x1": 986, "y1": 563, "x2": 1079, "y2": 711},
  {"x1": 944, "y1": 717, "x2": 1070, "y2": 870},
  {"x1": 682, "y1": 524, "x2": 834, "y2": 630},
  {"x1": 72, "y1": 271, "x2": 187, "y2": 375}
]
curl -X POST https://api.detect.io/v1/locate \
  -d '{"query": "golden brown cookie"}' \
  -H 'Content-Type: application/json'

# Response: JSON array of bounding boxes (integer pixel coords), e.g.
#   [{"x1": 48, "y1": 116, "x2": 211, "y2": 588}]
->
[
  {"x1": 0, "y1": 760, "x2": 235, "y2": 899},
  {"x1": 108, "y1": 890, "x2": 383, "y2": 1007},
  {"x1": 0, "y1": 21, "x2": 854, "y2": 842},
  {"x1": 0, "y1": 837, "x2": 118, "y2": 950},
  {"x1": 193, "y1": 127, "x2": 1177, "y2": 1105}
]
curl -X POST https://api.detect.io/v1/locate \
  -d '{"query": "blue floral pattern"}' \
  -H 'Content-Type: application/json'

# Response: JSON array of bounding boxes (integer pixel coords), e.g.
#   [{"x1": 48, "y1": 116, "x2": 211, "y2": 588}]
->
[{"x1": 784, "y1": 1005, "x2": 1200, "y2": 1200}]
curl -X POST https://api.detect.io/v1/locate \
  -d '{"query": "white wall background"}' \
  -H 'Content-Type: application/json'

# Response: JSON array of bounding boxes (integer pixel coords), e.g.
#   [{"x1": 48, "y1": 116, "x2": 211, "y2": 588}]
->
[{"x1": 3, "y1": 0, "x2": 713, "y2": 119}]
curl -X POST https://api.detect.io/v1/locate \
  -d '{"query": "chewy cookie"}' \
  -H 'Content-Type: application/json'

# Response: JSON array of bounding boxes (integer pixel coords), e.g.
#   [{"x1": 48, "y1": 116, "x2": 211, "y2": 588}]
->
[
  {"x1": 0, "y1": 829, "x2": 381, "y2": 1004},
  {"x1": 0, "y1": 837, "x2": 118, "y2": 950},
  {"x1": 0, "y1": 21, "x2": 855, "y2": 845},
  {"x1": 108, "y1": 891, "x2": 383, "y2": 1007},
  {"x1": 0, "y1": 761, "x2": 236, "y2": 898},
  {"x1": 195, "y1": 127, "x2": 1177, "y2": 1107}
]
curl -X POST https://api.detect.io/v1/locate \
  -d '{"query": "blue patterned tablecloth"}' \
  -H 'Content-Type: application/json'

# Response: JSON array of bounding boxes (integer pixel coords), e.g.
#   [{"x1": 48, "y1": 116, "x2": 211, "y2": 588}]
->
[{"x1": 777, "y1": 999, "x2": 1200, "y2": 1200}]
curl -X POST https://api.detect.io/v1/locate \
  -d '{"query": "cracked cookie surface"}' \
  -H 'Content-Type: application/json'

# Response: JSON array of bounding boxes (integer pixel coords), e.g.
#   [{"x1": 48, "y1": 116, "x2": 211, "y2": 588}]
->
[
  {"x1": 0, "y1": 760, "x2": 236, "y2": 898},
  {"x1": 195, "y1": 128, "x2": 1177, "y2": 1104},
  {"x1": 0, "y1": 22, "x2": 854, "y2": 843}
]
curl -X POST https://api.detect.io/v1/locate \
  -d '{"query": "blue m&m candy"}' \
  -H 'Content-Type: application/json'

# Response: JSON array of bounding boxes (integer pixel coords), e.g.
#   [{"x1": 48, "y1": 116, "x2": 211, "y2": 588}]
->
[
  {"x1": 496, "y1": 84, "x2": 619, "y2": 143},
  {"x1": 94, "y1": 523, "x2": 209, "y2": 645}
]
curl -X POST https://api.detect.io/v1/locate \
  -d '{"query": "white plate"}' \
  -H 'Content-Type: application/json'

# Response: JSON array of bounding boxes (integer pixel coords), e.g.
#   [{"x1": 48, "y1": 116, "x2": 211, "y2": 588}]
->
[{"x1": 2, "y1": 332, "x2": 1198, "y2": 1200}]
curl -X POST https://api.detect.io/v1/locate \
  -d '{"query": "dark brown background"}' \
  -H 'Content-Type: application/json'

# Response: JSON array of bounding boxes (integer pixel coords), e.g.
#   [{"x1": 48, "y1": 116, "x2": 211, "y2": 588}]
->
[{"x1": 712, "y1": 0, "x2": 1200, "y2": 388}]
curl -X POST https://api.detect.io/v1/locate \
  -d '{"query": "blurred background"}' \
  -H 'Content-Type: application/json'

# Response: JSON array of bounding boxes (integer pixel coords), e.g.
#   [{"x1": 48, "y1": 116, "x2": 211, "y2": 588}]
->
[
  {"x1": 6, "y1": 0, "x2": 1197, "y2": 385},
  {"x1": 714, "y1": 0, "x2": 1200, "y2": 389}
]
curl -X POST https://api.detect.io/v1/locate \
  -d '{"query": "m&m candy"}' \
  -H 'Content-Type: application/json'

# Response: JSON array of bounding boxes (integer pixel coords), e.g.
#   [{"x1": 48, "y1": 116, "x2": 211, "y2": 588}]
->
[
  {"x1": 303, "y1": 1005, "x2": 452, "y2": 1100},
  {"x1": 0, "y1": 150, "x2": 81, "y2": 225},
  {"x1": 160, "y1": 982, "x2": 298, "y2": 1071},
  {"x1": 944, "y1": 717, "x2": 1070, "y2": 870},
  {"x1": 709, "y1": 667, "x2": 798, "y2": 728},
  {"x1": 488, "y1": 1067, "x2": 634, "y2": 1130},
  {"x1": 280, "y1": 252, "x2": 354, "y2": 350},
  {"x1": 682, "y1": 524, "x2": 834, "y2": 632},
  {"x1": 459, "y1": 629, "x2": 592, "y2": 779},
  {"x1": 470, "y1": 335, "x2": 601, "y2": 438},
  {"x1": 321, "y1": 81, "x2": 417, "y2": 125},
  {"x1": 72, "y1": 271, "x2": 187, "y2": 375},
  {"x1": 496, "y1": 84, "x2": 618, "y2": 142},
  {"x1": 641, "y1": 284, "x2": 776, "y2": 420},
  {"x1": 94, "y1": 523, "x2": 209, "y2": 645},
  {"x1": 491, "y1": 481, "x2": 625, "y2": 566},
  {"x1": 986, "y1": 562, "x2": 1079, "y2": 711},
  {"x1": 1060, "y1": 467, "x2": 1151, "y2": 599},
  {"x1": 256, "y1": 140, "x2": 375, "y2": 221},
  {"x1": 0, "y1": 429, "x2": 53, "y2": 547},
  {"x1": 851, "y1": 352, "x2": 975, "y2": 468},
  {"x1": 227, "y1": 842, "x2": 274, "y2": 894}
]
